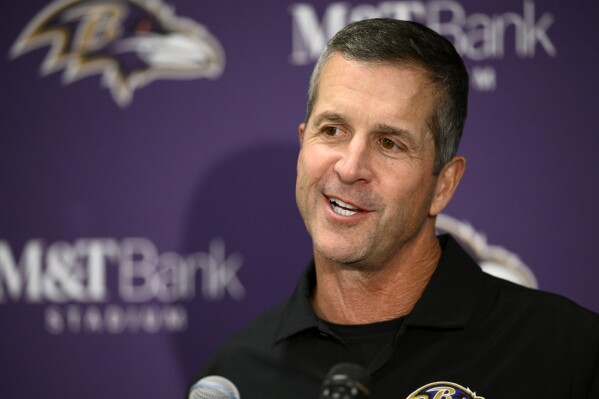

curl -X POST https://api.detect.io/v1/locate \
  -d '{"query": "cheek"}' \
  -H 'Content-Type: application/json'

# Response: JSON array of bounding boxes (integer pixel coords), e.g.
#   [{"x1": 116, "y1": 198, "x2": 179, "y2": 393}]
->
[
  {"x1": 296, "y1": 151, "x2": 320, "y2": 202},
  {"x1": 298, "y1": 147, "x2": 330, "y2": 182},
  {"x1": 380, "y1": 170, "x2": 436, "y2": 209},
  {"x1": 296, "y1": 153, "x2": 310, "y2": 187}
]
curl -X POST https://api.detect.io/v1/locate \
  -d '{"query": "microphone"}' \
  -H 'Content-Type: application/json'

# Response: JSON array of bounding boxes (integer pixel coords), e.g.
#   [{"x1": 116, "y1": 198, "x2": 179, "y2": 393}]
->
[
  {"x1": 320, "y1": 362, "x2": 371, "y2": 399},
  {"x1": 188, "y1": 375, "x2": 240, "y2": 399}
]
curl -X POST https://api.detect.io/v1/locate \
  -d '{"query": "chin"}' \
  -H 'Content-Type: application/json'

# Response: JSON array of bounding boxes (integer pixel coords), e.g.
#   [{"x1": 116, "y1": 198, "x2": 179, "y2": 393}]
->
[
  {"x1": 314, "y1": 240, "x2": 375, "y2": 269},
  {"x1": 315, "y1": 240, "x2": 357, "y2": 261}
]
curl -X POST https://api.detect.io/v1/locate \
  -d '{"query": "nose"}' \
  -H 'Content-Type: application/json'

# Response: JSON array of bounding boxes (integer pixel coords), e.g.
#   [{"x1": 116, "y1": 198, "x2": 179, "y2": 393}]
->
[{"x1": 333, "y1": 137, "x2": 373, "y2": 184}]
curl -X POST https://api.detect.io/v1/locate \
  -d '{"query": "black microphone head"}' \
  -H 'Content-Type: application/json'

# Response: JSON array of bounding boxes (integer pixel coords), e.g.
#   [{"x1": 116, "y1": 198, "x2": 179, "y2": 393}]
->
[
  {"x1": 189, "y1": 375, "x2": 240, "y2": 399},
  {"x1": 321, "y1": 362, "x2": 371, "y2": 399}
]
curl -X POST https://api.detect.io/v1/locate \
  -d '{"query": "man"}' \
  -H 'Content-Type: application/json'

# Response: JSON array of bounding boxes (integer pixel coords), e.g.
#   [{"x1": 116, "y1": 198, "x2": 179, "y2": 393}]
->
[{"x1": 194, "y1": 19, "x2": 599, "y2": 398}]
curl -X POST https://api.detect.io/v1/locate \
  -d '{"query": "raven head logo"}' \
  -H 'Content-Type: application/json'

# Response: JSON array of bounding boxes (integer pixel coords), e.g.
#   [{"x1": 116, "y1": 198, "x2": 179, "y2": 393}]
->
[
  {"x1": 10, "y1": 0, "x2": 225, "y2": 106},
  {"x1": 406, "y1": 382, "x2": 485, "y2": 399}
]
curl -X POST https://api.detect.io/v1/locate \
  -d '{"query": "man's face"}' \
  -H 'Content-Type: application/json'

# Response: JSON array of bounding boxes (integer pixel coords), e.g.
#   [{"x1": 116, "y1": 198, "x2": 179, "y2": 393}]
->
[{"x1": 296, "y1": 53, "x2": 443, "y2": 270}]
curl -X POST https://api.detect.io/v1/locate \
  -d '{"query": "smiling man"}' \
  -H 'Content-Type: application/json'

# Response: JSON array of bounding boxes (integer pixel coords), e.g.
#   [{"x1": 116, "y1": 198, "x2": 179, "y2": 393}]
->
[
  {"x1": 193, "y1": 19, "x2": 599, "y2": 399},
  {"x1": 295, "y1": 50, "x2": 465, "y2": 324}
]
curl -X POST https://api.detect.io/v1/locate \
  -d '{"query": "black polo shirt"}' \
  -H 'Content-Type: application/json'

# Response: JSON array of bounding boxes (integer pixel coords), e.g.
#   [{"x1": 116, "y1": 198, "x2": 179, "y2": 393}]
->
[{"x1": 196, "y1": 235, "x2": 599, "y2": 398}]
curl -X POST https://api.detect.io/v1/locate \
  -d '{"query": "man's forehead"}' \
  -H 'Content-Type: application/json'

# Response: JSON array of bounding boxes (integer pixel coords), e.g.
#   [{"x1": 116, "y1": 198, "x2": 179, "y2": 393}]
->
[
  {"x1": 322, "y1": 53, "x2": 433, "y2": 82},
  {"x1": 315, "y1": 58, "x2": 435, "y2": 122},
  {"x1": 317, "y1": 55, "x2": 436, "y2": 102}
]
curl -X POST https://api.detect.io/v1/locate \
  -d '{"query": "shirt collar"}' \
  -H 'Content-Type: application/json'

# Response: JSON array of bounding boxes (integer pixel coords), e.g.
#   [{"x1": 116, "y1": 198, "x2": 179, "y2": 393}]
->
[
  {"x1": 405, "y1": 234, "x2": 485, "y2": 329},
  {"x1": 274, "y1": 234, "x2": 485, "y2": 342},
  {"x1": 274, "y1": 262, "x2": 321, "y2": 343}
]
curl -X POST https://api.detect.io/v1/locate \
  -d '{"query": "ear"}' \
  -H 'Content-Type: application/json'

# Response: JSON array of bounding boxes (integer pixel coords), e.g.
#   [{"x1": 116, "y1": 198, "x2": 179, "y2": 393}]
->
[
  {"x1": 429, "y1": 156, "x2": 466, "y2": 217},
  {"x1": 298, "y1": 123, "x2": 306, "y2": 147}
]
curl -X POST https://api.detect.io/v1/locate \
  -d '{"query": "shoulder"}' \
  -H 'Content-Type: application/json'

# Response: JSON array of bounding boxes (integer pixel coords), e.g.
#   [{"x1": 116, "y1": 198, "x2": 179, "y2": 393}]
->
[
  {"x1": 485, "y1": 272, "x2": 597, "y2": 321},
  {"x1": 478, "y1": 272, "x2": 599, "y2": 348},
  {"x1": 218, "y1": 301, "x2": 287, "y2": 354},
  {"x1": 200, "y1": 262, "x2": 318, "y2": 377},
  {"x1": 193, "y1": 300, "x2": 302, "y2": 395},
  {"x1": 480, "y1": 275, "x2": 599, "y2": 394},
  {"x1": 201, "y1": 300, "x2": 288, "y2": 372}
]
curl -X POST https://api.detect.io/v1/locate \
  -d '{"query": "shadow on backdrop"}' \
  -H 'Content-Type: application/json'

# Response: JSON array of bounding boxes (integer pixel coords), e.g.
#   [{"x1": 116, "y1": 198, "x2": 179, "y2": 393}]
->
[{"x1": 170, "y1": 141, "x2": 312, "y2": 384}]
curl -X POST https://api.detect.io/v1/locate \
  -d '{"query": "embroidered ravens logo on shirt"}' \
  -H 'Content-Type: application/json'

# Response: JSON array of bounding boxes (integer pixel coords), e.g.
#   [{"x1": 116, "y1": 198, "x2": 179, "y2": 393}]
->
[
  {"x1": 10, "y1": 0, "x2": 225, "y2": 107},
  {"x1": 406, "y1": 381, "x2": 485, "y2": 399}
]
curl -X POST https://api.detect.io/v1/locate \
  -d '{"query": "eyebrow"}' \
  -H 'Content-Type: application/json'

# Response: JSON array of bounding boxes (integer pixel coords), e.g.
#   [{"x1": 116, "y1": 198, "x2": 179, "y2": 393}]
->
[{"x1": 310, "y1": 112, "x2": 347, "y2": 128}]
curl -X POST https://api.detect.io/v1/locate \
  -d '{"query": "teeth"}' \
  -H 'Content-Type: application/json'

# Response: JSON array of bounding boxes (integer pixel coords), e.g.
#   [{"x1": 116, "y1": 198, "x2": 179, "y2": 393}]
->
[
  {"x1": 330, "y1": 198, "x2": 357, "y2": 210},
  {"x1": 329, "y1": 197, "x2": 359, "y2": 217},
  {"x1": 333, "y1": 207, "x2": 358, "y2": 216}
]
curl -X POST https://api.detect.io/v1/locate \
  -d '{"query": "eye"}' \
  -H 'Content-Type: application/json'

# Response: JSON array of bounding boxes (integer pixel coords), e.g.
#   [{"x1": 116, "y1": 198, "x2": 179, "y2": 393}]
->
[
  {"x1": 380, "y1": 137, "x2": 399, "y2": 151},
  {"x1": 321, "y1": 126, "x2": 340, "y2": 136}
]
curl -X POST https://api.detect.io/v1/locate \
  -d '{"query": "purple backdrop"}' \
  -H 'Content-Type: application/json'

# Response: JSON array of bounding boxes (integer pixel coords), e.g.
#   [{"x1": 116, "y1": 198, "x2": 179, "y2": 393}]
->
[{"x1": 1, "y1": 1, "x2": 598, "y2": 398}]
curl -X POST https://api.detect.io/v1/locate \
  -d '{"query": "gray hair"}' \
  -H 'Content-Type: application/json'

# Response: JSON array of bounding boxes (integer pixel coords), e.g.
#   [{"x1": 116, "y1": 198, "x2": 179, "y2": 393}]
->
[{"x1": 306, "y1": 19, "x2": 469, "y2": 175}]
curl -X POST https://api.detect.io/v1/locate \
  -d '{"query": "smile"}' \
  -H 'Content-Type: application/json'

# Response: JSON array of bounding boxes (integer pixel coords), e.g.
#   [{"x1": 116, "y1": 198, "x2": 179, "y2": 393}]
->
[{"x1": 329, "y1": 197, "x2": 362, "y2": 217}]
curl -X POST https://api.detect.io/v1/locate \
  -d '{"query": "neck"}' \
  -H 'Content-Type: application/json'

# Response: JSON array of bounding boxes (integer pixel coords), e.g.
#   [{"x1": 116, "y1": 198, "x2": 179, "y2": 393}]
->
[{"x1": 312, "y1": 233, "x2": 441, "y2": 325}]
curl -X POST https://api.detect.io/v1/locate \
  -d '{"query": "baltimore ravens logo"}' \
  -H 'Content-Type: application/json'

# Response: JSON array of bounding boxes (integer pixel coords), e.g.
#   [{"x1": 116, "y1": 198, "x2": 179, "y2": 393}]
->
[
  {"x1": 406, "y1": 381, "x2": 485, "y2": 399},
  {"x1": 10, "y1": 0, "x2": 225, "y2": 106}
]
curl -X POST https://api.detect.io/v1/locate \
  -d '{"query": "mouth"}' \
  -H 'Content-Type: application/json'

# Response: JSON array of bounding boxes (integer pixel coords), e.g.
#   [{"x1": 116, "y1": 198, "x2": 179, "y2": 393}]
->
[{"x1": 328, "y1": 197, "x2": 364, "y2": 217}]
